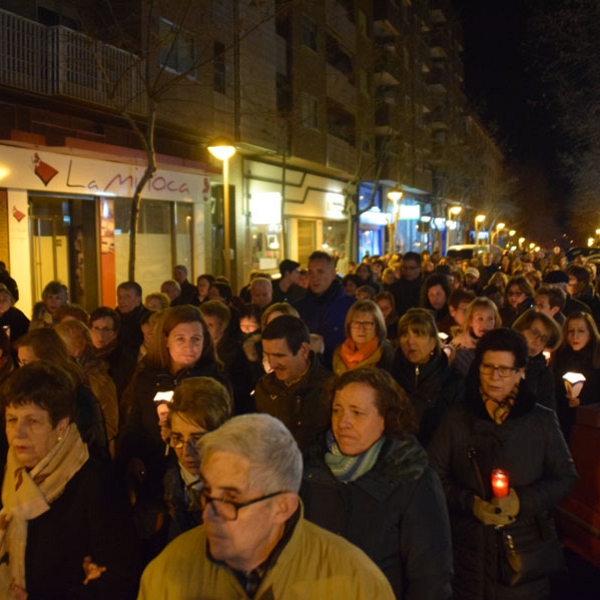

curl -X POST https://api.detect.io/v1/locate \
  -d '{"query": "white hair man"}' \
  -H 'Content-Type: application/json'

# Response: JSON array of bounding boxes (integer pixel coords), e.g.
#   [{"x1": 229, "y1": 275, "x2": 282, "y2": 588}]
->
[{"x1": 138, "y1": 414, "x2": 394, "y2": 599}]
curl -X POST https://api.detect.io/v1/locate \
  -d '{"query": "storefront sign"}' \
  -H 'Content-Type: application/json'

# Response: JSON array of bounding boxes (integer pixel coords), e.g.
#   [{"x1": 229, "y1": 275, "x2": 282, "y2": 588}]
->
[{"x1": 0, "y1": 145, "x2": 210, "y2": 202}]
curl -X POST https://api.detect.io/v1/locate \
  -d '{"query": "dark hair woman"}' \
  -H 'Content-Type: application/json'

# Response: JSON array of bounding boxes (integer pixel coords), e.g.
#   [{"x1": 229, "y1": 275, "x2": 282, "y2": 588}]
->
[
  {"x1": 301, "y1": 368, "x2": 453, "y2": 599},
  {"x1": 498, "y1": 275, "x2": 534, "y2": 327},
  {"x1": 392, "y1": 308, "x2": 465, "y2": 447},
  {"x1": 118, "y1": 305, "x2": 228, "y2": 563},
  {"x1": 14, "y1": 329, "x2": 109, "y2": 461},
  {"x1": 0, "y1": 363, "x2": 139, "y2": 599},
  {"x1": 420, "y1": 273, "x2": 452, "y2": 326},
  {"x1": 512, "y1": 308, "x2": 562, "y2": 411},
  {"x1": 551, "y1": 311, "x2": 600, "y2": 441},
  {"x1": 429, "y1": 328, "x2": 577, "y2": 600}
]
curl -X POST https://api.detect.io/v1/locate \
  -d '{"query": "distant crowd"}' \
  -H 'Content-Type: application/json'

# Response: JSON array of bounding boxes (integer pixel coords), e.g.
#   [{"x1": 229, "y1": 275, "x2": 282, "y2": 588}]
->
[{"x1": 0, "y1": 245, "x2": 592, "y2": 599}]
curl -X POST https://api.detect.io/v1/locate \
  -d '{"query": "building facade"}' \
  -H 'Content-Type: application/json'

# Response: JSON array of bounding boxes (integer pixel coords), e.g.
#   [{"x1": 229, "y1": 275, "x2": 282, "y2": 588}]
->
[{"x1": 0, "y1": 0, "x2": 506, "y2": 312}]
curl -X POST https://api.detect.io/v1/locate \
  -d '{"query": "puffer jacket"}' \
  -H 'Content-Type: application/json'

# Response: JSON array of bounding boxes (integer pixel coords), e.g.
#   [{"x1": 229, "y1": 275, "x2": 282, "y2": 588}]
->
[
  {"x1": 392, "y1": 350, "x2": 465, "y2": 448},
  {"x1": 301, "y1": 435, "x2": 453, "y2": 600},
  {"x1": 428, "y1": 380, "x2": 577, "y2": 600}
]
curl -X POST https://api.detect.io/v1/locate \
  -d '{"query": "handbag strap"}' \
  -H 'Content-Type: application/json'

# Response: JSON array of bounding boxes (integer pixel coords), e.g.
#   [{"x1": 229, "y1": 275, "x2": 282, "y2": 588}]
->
[{"x1": 467, "y1": 446, "x2": 487, "y2": 499}]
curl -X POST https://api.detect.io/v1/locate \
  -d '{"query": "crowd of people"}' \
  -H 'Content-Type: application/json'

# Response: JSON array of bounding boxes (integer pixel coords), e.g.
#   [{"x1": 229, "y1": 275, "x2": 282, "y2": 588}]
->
[{"x1": 0, "y1": 245, "x2": 594, "y2": 598}]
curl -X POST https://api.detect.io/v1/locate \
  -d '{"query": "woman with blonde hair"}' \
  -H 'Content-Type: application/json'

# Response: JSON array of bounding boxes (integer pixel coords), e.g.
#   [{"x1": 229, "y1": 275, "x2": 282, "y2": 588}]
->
[
  {"x1": 332, "y1": 300, "x2": 393, "y2": 376},
  {"x1": 449, "y1": 297, "x2": 502, "y2": 377}
]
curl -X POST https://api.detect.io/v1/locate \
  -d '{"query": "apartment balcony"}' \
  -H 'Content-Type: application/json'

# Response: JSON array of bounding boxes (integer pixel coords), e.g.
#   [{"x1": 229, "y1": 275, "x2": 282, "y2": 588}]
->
[
  {"x1": 326, "y1": 64, "x2": 356, "y2": 111},
  {"x1": 373, "y1": 60, "x2": 401, "y2": 87},
  {"x1": 327, "y1": 133, "x2": 357, "y2": 173},
  {"x1": 426, "y1": 106, "x2": 448, "y2": 129},
  {"x1": 326, "y1": 0, "x2": 356, "y2": 53},
  {"x1": 429, "y1": 29, "x2": 448, "y2": 59},
  {"x1": 0, "y1": 8, "x2": 146, "y2": 114},
  {"x1": 426, "y1": 68, "x2": 448, "y2": 93},
  {"x1": 373, "y1": 0, "x2": 402, "y2": 34},
  {"x1": 374, "y1": 104, "x2": 400, "y2": 135}
]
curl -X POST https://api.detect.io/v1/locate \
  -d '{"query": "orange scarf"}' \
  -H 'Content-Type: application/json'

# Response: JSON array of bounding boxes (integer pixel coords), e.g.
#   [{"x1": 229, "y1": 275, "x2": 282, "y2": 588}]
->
[{"x1": 339, "y1": 336, "x2": 381, "y2": 370}]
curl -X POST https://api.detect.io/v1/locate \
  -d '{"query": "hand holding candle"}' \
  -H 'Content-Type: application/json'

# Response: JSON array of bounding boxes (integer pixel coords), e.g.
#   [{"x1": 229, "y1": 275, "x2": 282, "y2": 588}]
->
[
  {"x1": 563, "y1": 371, "x2": 586, "y2": 404},
  {"x1": 491, "y1": 469, "x2": 509, "y2": 498}
]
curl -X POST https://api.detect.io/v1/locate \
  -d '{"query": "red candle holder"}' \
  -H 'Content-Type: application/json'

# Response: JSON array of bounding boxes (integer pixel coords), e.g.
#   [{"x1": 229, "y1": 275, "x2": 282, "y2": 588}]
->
[{"x1": 491, "y1": 469, "x2": 509, "y2": 498}]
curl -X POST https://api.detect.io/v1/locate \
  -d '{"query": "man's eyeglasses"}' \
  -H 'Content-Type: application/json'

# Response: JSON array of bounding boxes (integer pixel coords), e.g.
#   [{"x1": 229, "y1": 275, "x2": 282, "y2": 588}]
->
[
  {"x1": 480, "y1": 363, "x2": 519, "y2": 378},
  {"x1": 189, "y1": 484, "x2": 285, "y2": 521}
]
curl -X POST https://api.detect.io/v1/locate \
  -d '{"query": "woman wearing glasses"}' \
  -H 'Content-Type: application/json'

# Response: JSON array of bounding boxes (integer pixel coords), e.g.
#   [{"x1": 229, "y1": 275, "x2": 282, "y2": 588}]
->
[
  {"x1": 512, "y1": 309, "x2": 562, "y2": 410},
  {"x1": 551, "y1": 311, "x2": 600, "y2": 441},
  {"x1": 429, "y1": 328, "x2": 576, "y2": 600},
  {"x1": 331, "y1": 300, "x2": 394, "y2": 376},
  {"x1": 162, "y1": 377, "x2": 231, "y2": 543},
  {"x1": 498, "y1": 275, "x2": 535, "y2": 327},
  {"x1": 301, "y1": 368, "x2": 453, "y2": 600}
]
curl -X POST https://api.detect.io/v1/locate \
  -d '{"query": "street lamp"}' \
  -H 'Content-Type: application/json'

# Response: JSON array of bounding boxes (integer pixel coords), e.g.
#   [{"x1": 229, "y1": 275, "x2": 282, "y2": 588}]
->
[
  {"x1": 491, "y1": 222, "x2": 505, "y2": 245},
  {"x1": 518, "y1": 236, "x2": 525, "y2": 250},
  {"x1": 386, "y1": 186, "x2": 403, "y2": 254},
  {"x1": 208, "y1": 138, "x2": 237, "y2": 282},
  {"x1": 474, "y1": 214, "x2": 485, "y2": 244},
  {"x1": 448, "y1": 206, "x2": 462, "y2": 248}
]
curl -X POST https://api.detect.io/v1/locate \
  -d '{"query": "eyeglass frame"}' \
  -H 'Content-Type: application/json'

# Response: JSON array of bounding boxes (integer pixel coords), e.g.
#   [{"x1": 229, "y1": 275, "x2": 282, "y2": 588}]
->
[
  {"x1": 527, "y1": 326, "x2": 550, "y2": 345},
  {"x1": 187, "y1": 483, "x2": 285, "y2": 521},
  {"x1": 479, "y1": 363, "x2": 520, "y2": 378},
  {"x1": 350, "y1": 320, "x2": 376, "y2": 330}
]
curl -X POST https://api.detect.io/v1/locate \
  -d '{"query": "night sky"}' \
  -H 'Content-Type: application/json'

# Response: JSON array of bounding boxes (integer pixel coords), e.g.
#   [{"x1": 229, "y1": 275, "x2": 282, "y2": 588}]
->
[{"x1": 453, "y1": 0, "x2": 572, "y2": 245}]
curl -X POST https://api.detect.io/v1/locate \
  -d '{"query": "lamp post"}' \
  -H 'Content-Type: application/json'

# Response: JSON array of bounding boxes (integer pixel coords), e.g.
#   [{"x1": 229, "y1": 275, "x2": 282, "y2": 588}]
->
[
  {"x1": 387, "y1": 187, "x2": 403, "y2": 254},
  {"x1": 208, "y1": 138, "x2": 237, "y2": 282},
  {"x1": 491, "y1": 222, "x2": 505, "y2": 245},
  {"x1": 518, "y1": 236, "x2": 525, "y2": 251},
  {"x1": 447, "y1": 206, "x2": 462, "y2": 249},
  {"x1": 474, "y1": 214, "x2": 485, "y2": 244}
]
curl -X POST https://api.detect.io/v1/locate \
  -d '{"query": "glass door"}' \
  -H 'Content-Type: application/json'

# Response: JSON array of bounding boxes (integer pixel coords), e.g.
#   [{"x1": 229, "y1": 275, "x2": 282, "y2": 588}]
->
[{"x1": 30, "y1": 195, "x2": 99, "y2": 313}]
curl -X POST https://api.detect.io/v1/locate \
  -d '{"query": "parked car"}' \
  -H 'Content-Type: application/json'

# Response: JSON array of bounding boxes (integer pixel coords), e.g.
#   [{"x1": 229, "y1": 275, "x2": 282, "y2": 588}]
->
[
  {"x1": 446, "y1": 244, "x2": 503, "y2": 262},
  {"x1": 566, "y1": 247, "x2": 600, "y2": 266}
]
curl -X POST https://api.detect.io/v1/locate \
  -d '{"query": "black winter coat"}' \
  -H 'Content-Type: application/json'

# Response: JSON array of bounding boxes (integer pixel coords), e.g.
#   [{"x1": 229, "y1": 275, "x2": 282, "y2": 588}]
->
[
  {"x1": 552, "y1": 344, "x2": 600, "y2": 440},
  {"x1": 524, "y1": 352, "x2": 555, "y2": 410},
  {"x1": 301, "y1": 435, "x2": 453, "y2": 600},
  {"x1": 428, "y1": 383, "x2": 577, "y2": 600},
  {"x1": 254, "y1": 352, "x2": 332, "y2": 451},
  {"x1": 392, "y1": 350, "x2": 465, "y2": 448},
  {"x1": 119, "y1": 359, "x2": 225, "y2": 470},
  {"x1": 24, "y1": 458, "x2": 140, "y2": 600}
]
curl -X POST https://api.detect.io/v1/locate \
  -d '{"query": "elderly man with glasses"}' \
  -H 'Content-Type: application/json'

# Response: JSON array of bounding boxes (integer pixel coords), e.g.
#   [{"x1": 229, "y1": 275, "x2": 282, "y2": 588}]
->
[{"x1": 138, "y1": 413, "x2": 395, "y2": 600}]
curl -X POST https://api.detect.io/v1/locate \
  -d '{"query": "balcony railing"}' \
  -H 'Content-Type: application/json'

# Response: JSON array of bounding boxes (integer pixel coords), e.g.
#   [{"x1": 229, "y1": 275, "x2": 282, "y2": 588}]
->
[{"x1": 0, "y1": 8, "x2": 147, "y2": 114}]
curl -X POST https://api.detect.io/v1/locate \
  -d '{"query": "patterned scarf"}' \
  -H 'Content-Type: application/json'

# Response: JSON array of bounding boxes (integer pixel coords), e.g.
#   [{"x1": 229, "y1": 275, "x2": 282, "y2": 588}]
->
[
  {"x1": 480, "y1": 383, "x2": 519, "y2": 425},
  {"x1": 0, "y1": 423, "x2": 89, "y2": 597},
  {"x1": 324, "y1": 430, "x2": 385, "y2": 482}
]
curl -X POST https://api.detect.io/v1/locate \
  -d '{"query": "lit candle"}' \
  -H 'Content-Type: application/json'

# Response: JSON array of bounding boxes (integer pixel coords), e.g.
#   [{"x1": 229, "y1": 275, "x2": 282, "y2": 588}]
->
[{"x1": 491, "y1": 469, "x2": 509, "y2": 498}]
